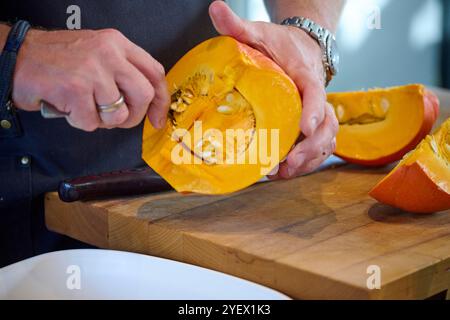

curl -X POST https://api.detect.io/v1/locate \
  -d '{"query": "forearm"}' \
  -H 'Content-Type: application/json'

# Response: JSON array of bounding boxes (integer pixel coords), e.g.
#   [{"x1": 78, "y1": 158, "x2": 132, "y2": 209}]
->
[{"x1": 264, "y1": 0, "x2": 345, "y2": 32}]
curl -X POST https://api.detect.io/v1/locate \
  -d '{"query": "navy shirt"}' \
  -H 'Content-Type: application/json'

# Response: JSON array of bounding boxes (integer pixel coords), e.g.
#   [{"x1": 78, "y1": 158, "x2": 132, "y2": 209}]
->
[{"x1": 0, "y1": 0, "x2": 216, "y2": 267}]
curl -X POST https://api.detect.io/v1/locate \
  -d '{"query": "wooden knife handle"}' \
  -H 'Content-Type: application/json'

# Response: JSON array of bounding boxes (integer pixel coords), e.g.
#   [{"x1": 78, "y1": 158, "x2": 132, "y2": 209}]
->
[{"x1": 58, "y1": 167, "x2": 173, "y2": 202}]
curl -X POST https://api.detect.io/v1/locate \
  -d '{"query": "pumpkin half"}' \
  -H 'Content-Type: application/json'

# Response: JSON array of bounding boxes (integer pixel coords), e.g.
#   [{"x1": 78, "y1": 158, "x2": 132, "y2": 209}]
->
[
  {"x1": 327, "y1": 84, "x2": 439, "y2": 166},
  {"x1": 369, "y1": 117, "x2": 450, "y2": 213},
  {"x1": 142, "y1": 36, "x2": 302, "y2": 194}
]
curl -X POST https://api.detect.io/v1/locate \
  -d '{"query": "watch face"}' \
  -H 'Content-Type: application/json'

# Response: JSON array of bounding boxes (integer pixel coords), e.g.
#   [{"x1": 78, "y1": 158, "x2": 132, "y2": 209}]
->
[{"x1": 328, "y1": 38, "x2": 339, "y2": 75}]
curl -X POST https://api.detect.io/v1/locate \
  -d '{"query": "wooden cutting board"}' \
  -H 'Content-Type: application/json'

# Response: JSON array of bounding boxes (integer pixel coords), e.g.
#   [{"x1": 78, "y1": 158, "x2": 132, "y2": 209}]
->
[{"x1": 45, "y1": 90, "x2": 450, "y2": 300}]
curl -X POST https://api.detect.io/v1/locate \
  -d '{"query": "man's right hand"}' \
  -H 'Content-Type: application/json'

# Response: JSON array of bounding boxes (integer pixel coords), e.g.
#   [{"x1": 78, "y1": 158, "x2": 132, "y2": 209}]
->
[{"x1": 12, "y1": 28, "x2": 170, "y2": 131}]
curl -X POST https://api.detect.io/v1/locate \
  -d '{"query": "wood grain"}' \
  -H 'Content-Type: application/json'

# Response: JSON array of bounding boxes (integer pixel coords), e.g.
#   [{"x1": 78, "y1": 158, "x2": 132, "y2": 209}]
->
[
  {"x1": 44, "y1": 164, "x2": 450, "y2": 299},
  {"x1": 44, "y1": 89, "x2": 450, "y2": 299}
]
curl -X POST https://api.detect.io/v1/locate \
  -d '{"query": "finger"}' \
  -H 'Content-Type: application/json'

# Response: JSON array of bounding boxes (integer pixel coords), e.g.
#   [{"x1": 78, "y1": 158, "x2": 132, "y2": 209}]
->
[
  {"x1": 294, "y1": 73, "x2": 327, "y2": 137},
  {"x1": 288, "y1": 110, "x2": 337, "y2": 173},
  {"x1": 209, "y1": 0, "x2": 263, "y2": 46},
  {"x1": 94, "y1": 78, "x2": 129, "y2": 127},
  {"x1": 290, "y1": 103, "x2": 338, "y2": 167},
  {"x1": 115, "y1": 61, "x2": 155, "y2": 129},
  {"x1": 65, "y1": 95, "x2": 100, "y2": 132},
  {"x1": 11, "y1": 73, "x2": 44, "y2": 111},
  {"x1": 44, "y1": 76, "x2": 100, "y2": 132},
  {"x1": 277, "y1": 105, "x2": 338, "y2": 179},
  {"x1": 126, "y1": 45, "x2": 169, "y2": 129}
]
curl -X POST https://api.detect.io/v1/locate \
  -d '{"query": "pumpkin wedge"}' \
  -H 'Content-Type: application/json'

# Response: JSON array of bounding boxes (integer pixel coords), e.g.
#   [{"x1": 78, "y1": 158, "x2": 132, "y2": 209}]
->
[
  {"x1": 142, "y1": 36, "x2": 302, "y2": 194},
  {"x1": 327, "y1": 85, "x2": 439, "y2": 166},
  {"x1": 370, "y1": 118, "x2": 450, "y2": 213}
]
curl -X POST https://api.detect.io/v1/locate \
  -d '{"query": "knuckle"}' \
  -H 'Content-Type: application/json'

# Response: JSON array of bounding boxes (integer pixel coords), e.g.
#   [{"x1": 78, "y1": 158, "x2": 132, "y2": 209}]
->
[
  {"x1": 96, "y1": 41, "x2": 114, "y2": 57},
  {"x1": 83, "y1": 123, "x2": 98, "y2": 132},
  {"x1": 119, "y1": 118, "x2": 140, "y2": 129},
  {"x1": 55, "y1": 80, "x2": 73, "y2": 97},
  {"x1": 95, "y1": 29, "x2": 123, "y2": 56},
  {"x1": 67, "y1": 77, "x2": 90, "y2": 96},
  {"x1": 82, "y1": 57, "x2": 103, "y2": 77},
  {"x1": 79, "y1": 116, "x2": 100, "y2": 132},
  {"x1": 327, "y1": 106, "x2": 339, "y2": 134},
  {"x1": 83, "y1": 55, "x2": 98, "y2": 69},
  {"x1": 111, "y1": 107, "x2": 129, "y2": 124},
  {"x1": 73, "y1": 110, "x2": 99, "y2": 132},
  {"x1": 304, "y1": 158, "x2": 321, "y2": 173},
  {"x1": 330, "y1": 138, "x2": 337, "y2": 153},
  {"x1": 154, "y1": 62, "x2": 166, "y2": 79},
  {"x1": 137, "y1": 86, "x2": 155, "y2": 107},
  {"x1": 68, "y1": 117, "x2": 98, "y2": 132},
  {"x1": 333, "y1": 122, "x2": 339, "y2": 135},
  {"x1": 331, "y1": 116, "x2": 339, "y2": 134},
  {"x1": 99, "y1": 28, "x2": 124, "y2": 41}
]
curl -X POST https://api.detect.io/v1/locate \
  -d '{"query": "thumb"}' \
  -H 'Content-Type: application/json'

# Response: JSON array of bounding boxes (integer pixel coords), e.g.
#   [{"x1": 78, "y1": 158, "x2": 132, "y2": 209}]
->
[{"x1": 209, "y1": 0, "x2": 259, "y2": 44}]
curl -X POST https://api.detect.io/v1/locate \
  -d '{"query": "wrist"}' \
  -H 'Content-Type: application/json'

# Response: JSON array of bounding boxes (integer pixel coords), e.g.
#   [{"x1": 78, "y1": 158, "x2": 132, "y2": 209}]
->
[
  {"x1": 265, "y1": 0, "x2": 344, "y2": 32},
  {"x1": 16, "y1": 28, "x2": 41, "y2": 63},
  {"x1": 281, "y1": 16, "x2": 339, "y2": 86},
  {"x1": 0, "y1": 24, "x2": 11, "y2": 49},
  {"x1": 290, "y1": 27, "x2": 327, "y2": 84}
]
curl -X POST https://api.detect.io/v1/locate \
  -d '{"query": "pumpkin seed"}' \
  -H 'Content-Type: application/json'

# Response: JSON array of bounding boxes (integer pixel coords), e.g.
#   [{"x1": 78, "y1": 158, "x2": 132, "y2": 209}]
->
[
  {"x1": 380, "y1": 98, "x2": 390, "y2": 113},
  {"x1": 182, "y1": 95, "x2": 193, "y2": 105},
  {"x1": 200, "y1": 85, "x2": 209, "y2": 96},
  {"x1": 217, "y1": 105, "x2": 233, "y2": 115},
  {"x1": 336, "y1": 104, "x2": 345, "y2": 121},
  {"x1": 430, "y1": 137, "x2": 439, "y2": 154}
]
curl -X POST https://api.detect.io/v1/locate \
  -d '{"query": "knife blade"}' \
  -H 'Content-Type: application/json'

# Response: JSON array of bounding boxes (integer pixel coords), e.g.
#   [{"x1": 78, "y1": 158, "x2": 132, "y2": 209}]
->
[
  {"x1": 58, "y1": 167, "x2": 173, "y2": 202},
  {"x1": 41, "y1": 100, "x2": 69, "y2": 119}
]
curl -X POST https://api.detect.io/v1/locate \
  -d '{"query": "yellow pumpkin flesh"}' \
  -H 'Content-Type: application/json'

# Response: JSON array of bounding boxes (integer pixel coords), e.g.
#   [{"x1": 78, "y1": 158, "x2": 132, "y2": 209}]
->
[{"x1": 142, "y1": 36, "x2": 302, "y2": 194}]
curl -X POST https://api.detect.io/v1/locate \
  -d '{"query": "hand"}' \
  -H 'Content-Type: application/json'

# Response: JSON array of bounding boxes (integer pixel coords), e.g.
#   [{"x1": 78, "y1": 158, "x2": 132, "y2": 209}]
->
[
  {"x1": 209, "y1": 1, "x2": 339, "y2": 178},
  {"x1": 13, "y1": 28, "x2": 169, "y2": 131}
]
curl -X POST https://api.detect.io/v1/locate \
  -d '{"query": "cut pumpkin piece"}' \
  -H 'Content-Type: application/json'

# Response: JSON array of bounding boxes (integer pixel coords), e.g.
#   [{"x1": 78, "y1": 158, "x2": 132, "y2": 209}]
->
[
  {"x1": 327, "y1": 84, "x2": 439, "y2": 166},
  {"x1": 370, "y1": 118, "x2": 450, "y2": 213},
  {"x1": 142, "y1": 36, "x2": 302, "y2": 194}
]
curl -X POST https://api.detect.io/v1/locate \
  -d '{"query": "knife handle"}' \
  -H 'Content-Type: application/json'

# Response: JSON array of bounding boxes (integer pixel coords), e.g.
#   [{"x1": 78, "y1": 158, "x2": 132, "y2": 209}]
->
[{"x1": 58, "y1": 167, "x2": 173, "y2": 202}]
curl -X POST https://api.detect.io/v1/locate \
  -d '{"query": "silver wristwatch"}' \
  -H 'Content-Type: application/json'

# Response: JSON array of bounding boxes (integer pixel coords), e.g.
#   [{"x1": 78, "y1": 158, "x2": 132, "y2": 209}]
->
[{"x1": 281, "y1": 16, "x2": 339, "y2": 87}]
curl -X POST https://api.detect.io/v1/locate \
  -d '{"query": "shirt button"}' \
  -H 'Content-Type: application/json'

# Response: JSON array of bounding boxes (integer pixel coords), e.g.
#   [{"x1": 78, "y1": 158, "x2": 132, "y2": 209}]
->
[
  {"x1": 20, "y1": 156, "x2": 30, "y2": 166},
  {"x1": 1, "y1": 119, "x2": 12, "y2": 129}
]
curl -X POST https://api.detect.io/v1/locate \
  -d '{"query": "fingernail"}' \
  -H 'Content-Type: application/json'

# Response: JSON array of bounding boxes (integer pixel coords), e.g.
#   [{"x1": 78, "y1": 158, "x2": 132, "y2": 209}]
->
[
  {"x1": 158, "y1": 116, "x2": 166, "y2": 129},
  {"x1": 310, "y1": 117, "x2": 319, "y2": 132}
]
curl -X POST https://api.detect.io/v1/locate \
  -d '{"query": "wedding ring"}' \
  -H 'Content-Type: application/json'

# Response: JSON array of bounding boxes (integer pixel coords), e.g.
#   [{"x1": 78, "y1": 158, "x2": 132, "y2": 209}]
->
[
  {"x1": 96, "y1": 95, "x2": 125, "y2": 113},
  {"x1": 40, "y1": 94, "x2": 126, "y2": 119}
]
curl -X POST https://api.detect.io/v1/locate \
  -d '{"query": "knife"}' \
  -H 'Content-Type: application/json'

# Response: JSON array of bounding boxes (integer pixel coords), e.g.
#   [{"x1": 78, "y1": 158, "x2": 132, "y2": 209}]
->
[{"x1": 58, "y1": 167, "x2": 173, "y2": 202}]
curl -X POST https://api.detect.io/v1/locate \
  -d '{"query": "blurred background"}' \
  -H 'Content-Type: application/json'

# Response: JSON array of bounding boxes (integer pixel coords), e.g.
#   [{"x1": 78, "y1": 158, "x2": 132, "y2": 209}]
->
[{"x1": 227, "y1": 0, "x2": 450, "y2": 92}]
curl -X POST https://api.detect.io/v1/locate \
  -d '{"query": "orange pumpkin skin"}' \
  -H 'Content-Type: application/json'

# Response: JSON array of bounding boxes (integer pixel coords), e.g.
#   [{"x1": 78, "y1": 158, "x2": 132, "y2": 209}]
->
[
  {"x1": 369, "y1": 162, "x2": 450, "y2": 213},
  {"x1": 328, "y1": 85, "x2": 440, "y2": 167},
  {"x1": 369, "y1": 118, "x2": 450, "y2": 213}
]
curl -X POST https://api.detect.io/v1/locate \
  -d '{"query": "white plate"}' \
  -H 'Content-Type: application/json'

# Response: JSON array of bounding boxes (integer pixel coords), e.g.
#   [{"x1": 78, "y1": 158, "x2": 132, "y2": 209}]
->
[{"x1": 0, "y1": 249, "x2": 289, "y2": 300}]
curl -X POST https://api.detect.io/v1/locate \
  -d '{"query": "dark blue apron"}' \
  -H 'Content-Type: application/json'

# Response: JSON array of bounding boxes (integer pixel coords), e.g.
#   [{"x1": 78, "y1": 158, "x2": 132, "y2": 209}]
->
[{"x1": 0, "y1": 0, "x2": 216, "y2": 267}]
